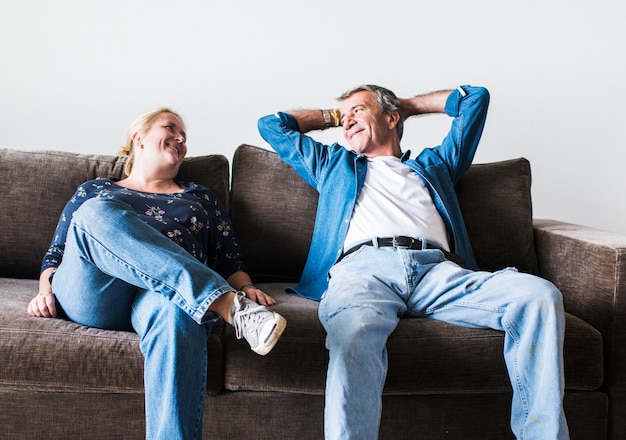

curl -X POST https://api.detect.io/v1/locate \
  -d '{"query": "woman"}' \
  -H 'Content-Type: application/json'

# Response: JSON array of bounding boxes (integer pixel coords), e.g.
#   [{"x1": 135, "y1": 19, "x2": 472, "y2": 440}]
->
[{"x1": 27, "y1": 108, "x2": 286, "y2": 439}]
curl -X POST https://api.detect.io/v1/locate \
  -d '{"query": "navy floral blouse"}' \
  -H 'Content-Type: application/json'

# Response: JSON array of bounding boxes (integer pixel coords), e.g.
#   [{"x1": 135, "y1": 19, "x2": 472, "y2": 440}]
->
[{"x1": 41, "y1": 178, "x2": 247, "y2": 279}]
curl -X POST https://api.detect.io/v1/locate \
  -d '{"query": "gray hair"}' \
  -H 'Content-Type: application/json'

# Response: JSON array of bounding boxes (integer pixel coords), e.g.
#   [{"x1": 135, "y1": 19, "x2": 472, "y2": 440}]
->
[{"x1": 337, "y1": 85, "x2": 404, "y2": 140}]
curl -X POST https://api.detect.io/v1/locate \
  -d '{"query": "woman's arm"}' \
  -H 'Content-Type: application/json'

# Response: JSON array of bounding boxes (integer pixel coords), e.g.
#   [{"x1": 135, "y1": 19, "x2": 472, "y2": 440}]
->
[
  {"x1": 29, "y1": 180, "x2": 102, "y2": 317},
  {"x1": 27, "y1": 267, "x2": 58, "y2": 318},
  {"x1": 194, "y1": 188, "x2": 277, "y2": 307}
]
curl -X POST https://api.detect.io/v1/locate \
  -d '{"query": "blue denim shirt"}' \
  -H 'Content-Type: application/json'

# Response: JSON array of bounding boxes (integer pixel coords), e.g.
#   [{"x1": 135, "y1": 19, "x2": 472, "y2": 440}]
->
[{"x1": 258, "y1": 85, "x2": 490, "y2": 301}]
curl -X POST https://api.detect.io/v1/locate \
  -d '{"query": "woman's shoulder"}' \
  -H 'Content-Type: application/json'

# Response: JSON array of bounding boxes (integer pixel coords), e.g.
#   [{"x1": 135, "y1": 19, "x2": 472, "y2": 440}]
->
[
  {"x1": 80, "y1": 177, "x2": 115, "y2": 186},
  {"x1": 75, "y1": 177, "x2": 116, "y2": 191},
  {"x1": 68, "y1": 177, "x2": 119, "y2": 198},
  {"x1": 181, "y1": 181, "x2": 214, "y2": 195}
]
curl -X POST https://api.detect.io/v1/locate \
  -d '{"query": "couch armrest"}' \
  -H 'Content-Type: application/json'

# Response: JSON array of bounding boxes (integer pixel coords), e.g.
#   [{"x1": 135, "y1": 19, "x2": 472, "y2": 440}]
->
[
  {"x1": 534, "y1": 219, "x2": 626, "y2": 333},
  {"x1": 535, "y1": 217, "x2": 626, "y2": 363},
  {"x1": 534, "y1": 219, "x2": 626, "y2": 386}
]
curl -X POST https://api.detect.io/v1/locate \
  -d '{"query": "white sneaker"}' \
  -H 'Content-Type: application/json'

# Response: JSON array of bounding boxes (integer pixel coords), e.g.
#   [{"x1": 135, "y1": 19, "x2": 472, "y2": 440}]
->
[{"x1": 229, "y1": 291, "x2": 286, "y2": 356}]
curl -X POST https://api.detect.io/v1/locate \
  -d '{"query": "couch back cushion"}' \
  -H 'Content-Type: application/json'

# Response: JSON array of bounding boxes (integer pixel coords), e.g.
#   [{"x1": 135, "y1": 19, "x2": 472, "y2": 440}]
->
[
  {"x1": 230, "y1": 144, "x2": 537, "y2": 283},
  {"x1": 0, "y1": 149, "x2": 229, "y2": 279},
  {"x1": 230, "y1": 145, "x2": 319, "y2": 283},
  {"x1": 456, "y1": 158, "x2": 537, "y2": 274}
]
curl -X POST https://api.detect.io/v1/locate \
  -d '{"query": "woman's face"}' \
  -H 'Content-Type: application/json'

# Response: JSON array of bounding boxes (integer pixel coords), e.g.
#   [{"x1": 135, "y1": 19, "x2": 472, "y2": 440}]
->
[{"x1": 135, "y1": 112, "x2": 187, "y2": 169}]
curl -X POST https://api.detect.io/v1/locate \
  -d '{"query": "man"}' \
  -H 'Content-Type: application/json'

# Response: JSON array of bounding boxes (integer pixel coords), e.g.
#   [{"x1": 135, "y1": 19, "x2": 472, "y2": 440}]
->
[{"x1": 258, "y1": 84, "x2": 568, "y2": 439}]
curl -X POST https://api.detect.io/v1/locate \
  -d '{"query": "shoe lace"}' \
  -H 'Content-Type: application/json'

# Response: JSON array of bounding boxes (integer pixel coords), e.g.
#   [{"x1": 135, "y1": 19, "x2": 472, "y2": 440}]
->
[{"x1": 232, "y1": 299, "x2": 267, "y2": 341}]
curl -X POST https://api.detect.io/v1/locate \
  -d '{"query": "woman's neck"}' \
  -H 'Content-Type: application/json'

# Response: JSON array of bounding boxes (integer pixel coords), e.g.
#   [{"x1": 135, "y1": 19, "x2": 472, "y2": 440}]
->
[{"x1": 117, "y1": 174, "x2": 183, "y2": 194}]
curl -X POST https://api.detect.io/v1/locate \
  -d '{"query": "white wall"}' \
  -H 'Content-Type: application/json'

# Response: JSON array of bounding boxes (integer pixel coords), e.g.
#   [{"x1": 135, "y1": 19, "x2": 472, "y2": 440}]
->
[{"x1": 2, "y1": 0, "x2": 625, "y2": 234}]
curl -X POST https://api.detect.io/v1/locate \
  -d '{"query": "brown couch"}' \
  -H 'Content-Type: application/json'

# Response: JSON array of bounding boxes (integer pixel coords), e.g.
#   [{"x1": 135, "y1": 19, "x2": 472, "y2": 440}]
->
[{"x1": 1, "y1": 145, "x2": 625, "y2": 439}]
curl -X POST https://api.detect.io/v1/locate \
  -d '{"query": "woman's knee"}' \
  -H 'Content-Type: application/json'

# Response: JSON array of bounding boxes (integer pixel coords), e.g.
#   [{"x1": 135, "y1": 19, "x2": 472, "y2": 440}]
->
[{"x1": 73, "y1": 197, "x2": 133, "y2": 226}]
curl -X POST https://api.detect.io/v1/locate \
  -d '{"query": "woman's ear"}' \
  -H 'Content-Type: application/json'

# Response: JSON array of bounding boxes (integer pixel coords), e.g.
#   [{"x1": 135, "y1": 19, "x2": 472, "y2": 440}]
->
[{"x1": 131, "y1": 131, "x2": 142, "y2": 148}]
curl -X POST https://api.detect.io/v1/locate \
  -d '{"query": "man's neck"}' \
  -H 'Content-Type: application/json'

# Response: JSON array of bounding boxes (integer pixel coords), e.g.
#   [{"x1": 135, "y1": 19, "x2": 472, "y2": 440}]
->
[{"x1": 362, "y1": 144, "x2": 402, "y2": 159}]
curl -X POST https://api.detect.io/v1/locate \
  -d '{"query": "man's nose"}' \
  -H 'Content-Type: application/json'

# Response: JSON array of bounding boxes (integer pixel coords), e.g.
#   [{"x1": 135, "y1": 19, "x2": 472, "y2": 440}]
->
[{"x1": 342, "y1": 113, "x2": 353, "y2": 129}]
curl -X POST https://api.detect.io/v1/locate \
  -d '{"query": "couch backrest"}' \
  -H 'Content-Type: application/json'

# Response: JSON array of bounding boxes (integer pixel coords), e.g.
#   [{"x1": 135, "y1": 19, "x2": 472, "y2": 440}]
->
[
  {"x1": 230, "y1": 145, "x2": 318, "y2": 283},
  {"x1": 456, "y1": 157, "x2": 538, "y2": 274},
  {"x1": 0, "y1": 149, "x2": 229, "y2": 279},
  {"x1": 230, "y1": 144, "x2": 538, "y2": 283},
  {"x1": 0, "y1": 146, "x2": 537, "y2": 281}
]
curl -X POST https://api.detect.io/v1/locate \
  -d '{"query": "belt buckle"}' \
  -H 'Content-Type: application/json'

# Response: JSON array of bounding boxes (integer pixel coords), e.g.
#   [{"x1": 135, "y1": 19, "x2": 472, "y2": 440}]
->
[{"x1": 392, "y1": 236, "x2": 414, "y2": 249}]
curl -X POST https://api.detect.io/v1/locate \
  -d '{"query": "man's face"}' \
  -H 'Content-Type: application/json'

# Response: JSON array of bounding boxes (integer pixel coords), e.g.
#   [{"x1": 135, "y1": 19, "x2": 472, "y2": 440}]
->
[{"x1": 339, "y1": 91, "x2": 396, "y2": 157}]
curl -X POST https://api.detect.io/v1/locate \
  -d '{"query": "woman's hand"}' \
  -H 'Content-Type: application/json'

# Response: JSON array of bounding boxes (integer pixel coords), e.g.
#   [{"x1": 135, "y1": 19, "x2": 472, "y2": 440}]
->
[
  {"x1": 28, "y1": 268, "x2": 58, "y2": 318},
  {"x1": 227, "y1": 271, "x2": 277, "y2": 307},
  {"x1": 241, "y1": 285, "x2": 276, "y2": 307},
  {"x1": 28, "y1": 291, "x2": 58, "y2": 318}
]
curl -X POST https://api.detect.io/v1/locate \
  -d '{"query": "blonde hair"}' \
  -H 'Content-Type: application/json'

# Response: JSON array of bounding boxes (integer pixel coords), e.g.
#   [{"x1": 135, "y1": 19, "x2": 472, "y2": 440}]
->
[{"x1": 117, "y1": 107, "x2": 183, "y2": 176}]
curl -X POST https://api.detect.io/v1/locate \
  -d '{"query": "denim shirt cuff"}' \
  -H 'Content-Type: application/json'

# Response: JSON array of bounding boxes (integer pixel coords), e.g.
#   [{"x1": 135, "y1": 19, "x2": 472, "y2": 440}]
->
[
  {"x1": 275, "y1": 112, "x2": 300, "y2": 130},
  {"x1": 444, "y1": 86, "x2": 466, "y2": 118}
]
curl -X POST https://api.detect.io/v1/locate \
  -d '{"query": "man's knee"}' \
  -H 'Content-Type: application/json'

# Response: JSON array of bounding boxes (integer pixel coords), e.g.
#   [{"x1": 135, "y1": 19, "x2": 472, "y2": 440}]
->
[
  {"x1": 523, "y1": 275, "x2": 563, "y2": 306},
  {"x1": 323, "y1": 305, "x2": 394, "y2": 351},
  {"x1": 504, "y1": 275, "x2": 565, "y2": 328}
]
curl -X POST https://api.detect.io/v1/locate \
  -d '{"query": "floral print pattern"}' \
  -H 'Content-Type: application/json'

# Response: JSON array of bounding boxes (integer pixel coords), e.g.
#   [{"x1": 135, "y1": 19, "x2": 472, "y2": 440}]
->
[{"x1": 42, "y1": 178, "x2": 246, "y2": 279}]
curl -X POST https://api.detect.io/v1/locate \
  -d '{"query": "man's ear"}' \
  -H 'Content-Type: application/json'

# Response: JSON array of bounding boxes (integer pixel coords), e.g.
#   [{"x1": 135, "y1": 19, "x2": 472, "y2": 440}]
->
[{"x1": 386, "y1": 111, "x2": 400, "y2": 131}]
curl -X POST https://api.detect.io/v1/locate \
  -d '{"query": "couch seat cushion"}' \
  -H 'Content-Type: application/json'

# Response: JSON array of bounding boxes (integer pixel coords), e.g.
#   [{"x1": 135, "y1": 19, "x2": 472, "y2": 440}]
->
[
  {"x1": 0, "y1": 278, "x2": 224, "y2": 394},
  {"x1": 224, "y1": 283, "x2": 603, "y2": 395}
]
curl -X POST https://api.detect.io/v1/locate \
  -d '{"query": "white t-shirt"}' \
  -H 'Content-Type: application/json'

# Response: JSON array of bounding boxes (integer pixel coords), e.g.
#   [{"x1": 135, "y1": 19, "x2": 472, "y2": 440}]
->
[{"x1": 344, "y1": 156, "x2": 450, "y2": 252}]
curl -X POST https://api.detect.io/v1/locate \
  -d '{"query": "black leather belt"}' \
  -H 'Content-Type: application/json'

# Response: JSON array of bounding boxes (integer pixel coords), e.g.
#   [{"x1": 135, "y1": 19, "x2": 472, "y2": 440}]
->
[{"x1": 341, "y1": 236, "x2": 466, "y2": 265}]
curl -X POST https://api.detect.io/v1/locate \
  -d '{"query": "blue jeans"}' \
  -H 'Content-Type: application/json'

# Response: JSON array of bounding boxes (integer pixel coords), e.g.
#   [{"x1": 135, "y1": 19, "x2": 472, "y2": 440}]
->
[
  {"x1": 319, "y1": 245, "x2": 569, "y2": 440},
  {"x1": 51, "y1": 198, "x2": 233, "y2": 439}
]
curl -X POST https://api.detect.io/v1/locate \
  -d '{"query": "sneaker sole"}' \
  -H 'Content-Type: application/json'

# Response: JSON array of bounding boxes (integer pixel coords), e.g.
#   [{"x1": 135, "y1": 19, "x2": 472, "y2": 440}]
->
[{"x1": 252, "y1": 313, "x2": 287, "y2": 356}]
